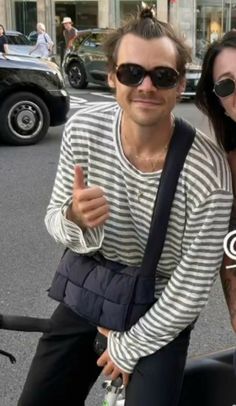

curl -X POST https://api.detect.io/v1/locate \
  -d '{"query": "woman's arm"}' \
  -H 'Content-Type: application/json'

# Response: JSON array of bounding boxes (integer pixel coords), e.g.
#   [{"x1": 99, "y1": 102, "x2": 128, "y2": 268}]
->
[{"x1": 3, "y1": 42, "x2": 8, "y2": 54}]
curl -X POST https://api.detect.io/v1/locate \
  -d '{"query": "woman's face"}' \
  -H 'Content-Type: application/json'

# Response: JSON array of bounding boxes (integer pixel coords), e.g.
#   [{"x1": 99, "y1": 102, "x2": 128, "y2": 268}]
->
[
  {"x1": 0, "y1": 26, "x2": 4, "y2": 36},
  {"x1": 213, "y1": 47, "x2": 236, "y2": 122}
]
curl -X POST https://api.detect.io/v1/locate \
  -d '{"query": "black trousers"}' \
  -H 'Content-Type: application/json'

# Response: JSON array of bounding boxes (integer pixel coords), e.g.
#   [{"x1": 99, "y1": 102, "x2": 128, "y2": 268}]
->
[{"x1": 18, "y1": 303, "x2": 192, "y2": 406}]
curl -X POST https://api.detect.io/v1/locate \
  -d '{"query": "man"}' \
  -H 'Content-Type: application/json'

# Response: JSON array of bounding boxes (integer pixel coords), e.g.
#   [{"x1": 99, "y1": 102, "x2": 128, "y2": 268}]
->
[
  {"x1": 62, "y1": 16, "x2": 77, "y2": 50},
  {"x1": 18, "y1": 7, "x2": 233, "y2": 406}
]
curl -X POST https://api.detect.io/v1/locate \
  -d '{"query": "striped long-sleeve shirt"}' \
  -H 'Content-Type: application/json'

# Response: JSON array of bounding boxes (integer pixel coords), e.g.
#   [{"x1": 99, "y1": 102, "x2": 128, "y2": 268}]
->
[{"x1": 45, "y1": 102, "x2": 233, "y2": 373}]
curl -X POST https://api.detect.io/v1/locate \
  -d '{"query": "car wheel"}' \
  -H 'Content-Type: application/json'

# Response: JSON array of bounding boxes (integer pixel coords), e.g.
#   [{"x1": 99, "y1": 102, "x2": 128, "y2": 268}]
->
[
  {"x1": 67, "y1": 61, "x2": 88, "y2": 89},
  {"x1": 0, "y1": 92, "x2": 50, "y2": 146}
]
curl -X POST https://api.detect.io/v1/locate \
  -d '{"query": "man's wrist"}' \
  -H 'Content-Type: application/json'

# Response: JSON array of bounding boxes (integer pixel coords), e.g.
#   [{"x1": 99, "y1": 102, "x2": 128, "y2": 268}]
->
[{"x1": 66, "y1": 204, "x2": 86, "y2": 231}]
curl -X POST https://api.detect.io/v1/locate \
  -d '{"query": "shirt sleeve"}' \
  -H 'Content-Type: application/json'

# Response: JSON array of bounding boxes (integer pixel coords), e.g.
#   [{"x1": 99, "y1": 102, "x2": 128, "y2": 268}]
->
[
  {"x1": 44, "y1": 120, "x2": 104, "y2": 253},
  {"x1": 227, "y1": 150, "x2": 236, "y2": 230},
  {"x1": 107, "y1": 188, "x2": 233, "y2": 373}
]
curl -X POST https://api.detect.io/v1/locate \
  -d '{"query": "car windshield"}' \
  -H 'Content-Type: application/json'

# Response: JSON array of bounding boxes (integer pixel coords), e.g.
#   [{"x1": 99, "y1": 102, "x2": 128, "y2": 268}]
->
[{"x1": 6, "y1": 33, "x2": 31, "y2": 45}]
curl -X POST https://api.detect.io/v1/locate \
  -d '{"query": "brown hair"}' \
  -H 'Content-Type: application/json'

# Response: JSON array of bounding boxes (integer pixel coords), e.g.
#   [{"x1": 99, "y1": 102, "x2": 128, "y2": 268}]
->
[
  {"x1": 0, "y1": 24, "x2": 6, "y2": 35},
  {"x1": 195, "y1": 30, "x2": 236, "y2": 151},
  {"x1": 103, "y1": 7, "x2": 191, "y2": 77}
]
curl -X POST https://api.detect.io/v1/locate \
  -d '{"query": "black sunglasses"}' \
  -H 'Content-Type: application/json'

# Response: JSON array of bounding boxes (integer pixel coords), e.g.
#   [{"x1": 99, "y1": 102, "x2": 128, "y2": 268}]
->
[
  {"x1": 116, "y1": 63, "x2": 179, "y2": 89},
  {"x1": 213, "y1": 77, "x2": 236, "y2": 98}
]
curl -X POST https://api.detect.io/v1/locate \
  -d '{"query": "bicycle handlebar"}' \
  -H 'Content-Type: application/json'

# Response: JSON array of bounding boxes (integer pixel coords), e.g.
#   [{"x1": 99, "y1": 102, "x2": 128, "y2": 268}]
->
[{"x1": 0, "y1": 314, "x2": 52, "y2": 333}]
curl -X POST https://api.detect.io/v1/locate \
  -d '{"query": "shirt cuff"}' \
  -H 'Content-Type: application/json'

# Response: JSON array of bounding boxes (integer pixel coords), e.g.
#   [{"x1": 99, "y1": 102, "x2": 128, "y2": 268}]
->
[
  {"x1": 61, "y1": 198, "x2": 104, "y2": 252},
  {"x1": 107, "y1": 331, "x2": 138, "y2": 374}
]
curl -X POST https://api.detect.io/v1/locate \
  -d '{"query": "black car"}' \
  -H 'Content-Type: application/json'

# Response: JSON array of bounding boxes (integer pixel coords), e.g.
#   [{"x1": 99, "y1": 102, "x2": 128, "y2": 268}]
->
[
  {"x1": 0, "y1": 53, "x2": 69, "y2": 146},
  {"x1": 63, "y1": 28, "x2": 202, "y2": 98}
]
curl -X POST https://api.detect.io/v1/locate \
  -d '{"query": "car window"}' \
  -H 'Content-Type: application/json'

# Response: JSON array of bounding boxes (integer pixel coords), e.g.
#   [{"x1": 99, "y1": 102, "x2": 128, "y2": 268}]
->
[
  {"x1": 6, "y1": 33, "x2": 31, "y2": 45},
  {"x1": 73, "y1": 32, "x2": 91, "y2": 49},
  {"x1": 82, "y1": 33, "x2": 108, "y2": 48}
]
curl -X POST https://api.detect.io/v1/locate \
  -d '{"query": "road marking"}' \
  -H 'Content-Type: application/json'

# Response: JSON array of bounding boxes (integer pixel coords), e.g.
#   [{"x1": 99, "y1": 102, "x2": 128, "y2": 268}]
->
[
  {"x1": 70, "y1": 95, "x2": 115, "y2": 109},
  {"x1": 70, "y1": 95, "x2": 88, "y2": 103},
  {"x1": 90, "y1": 92, "x2": 115, "y2": 99},
  {"x1": 70, "y1": 95, "x2": 88, "y2": 109}
]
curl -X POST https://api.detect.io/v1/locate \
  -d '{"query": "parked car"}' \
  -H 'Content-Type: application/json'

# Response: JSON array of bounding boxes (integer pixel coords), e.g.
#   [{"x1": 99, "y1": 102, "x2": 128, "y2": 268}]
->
[
  {"x1": 183, "y1": 61, "x2": 202, "y2": 98},
  {"x1": 5, "y1": 30, "x2": 35, "y2": 56},
  {"x1": 6, "y1": 30, "x2": 57, "y2": 63},
  {"x1": 0, "y1": 53, "x2": 69, "y2": 146},
  {"x1": 63, "y1": 28, "x2": 202, "y2": 98},
  {"x1": 62, "y1": 28, "x2": 113, "y2": 89}
]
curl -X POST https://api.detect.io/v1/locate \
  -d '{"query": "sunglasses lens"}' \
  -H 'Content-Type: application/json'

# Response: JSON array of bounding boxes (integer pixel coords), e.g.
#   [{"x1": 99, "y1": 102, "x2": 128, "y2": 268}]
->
[
  {"x1": 214, "y1": 78, "x2": 235, "y2": 97},
  {"x1": 152, "y1": 67, "x2": 179, "y2": 88},
  {"x1": 116, "y1": 64, "x2": 144, "y2": 86}
]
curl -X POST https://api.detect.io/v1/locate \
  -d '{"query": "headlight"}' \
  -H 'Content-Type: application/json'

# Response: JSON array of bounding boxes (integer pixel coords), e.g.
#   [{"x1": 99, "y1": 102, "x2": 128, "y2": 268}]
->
[
  {"x1": 56, "y1": 68, "x2": 64, "y2": 84},
  {"x1": 51, "y1": 68, "x2": 65, "y2": 86}
]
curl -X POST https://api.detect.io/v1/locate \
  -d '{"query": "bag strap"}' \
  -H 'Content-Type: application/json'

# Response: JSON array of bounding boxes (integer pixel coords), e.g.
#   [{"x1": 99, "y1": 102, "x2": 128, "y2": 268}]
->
[{"x1": 141, "y1": 117, "x2": 196, "y2": 276}]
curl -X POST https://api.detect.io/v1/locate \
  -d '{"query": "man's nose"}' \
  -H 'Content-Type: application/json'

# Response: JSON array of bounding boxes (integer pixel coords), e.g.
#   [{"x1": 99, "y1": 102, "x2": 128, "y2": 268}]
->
[{"x1": 137, "y1": 74, "x2": 156, "y2": 90}]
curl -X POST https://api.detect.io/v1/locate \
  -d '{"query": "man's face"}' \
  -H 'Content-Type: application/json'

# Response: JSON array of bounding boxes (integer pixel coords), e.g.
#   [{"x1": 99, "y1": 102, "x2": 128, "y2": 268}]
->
[
  {"x1": 108, "y1": 34, "x2": 185, "y2": 129},
  {"x1": 63, "y1": 22, "x2": 72, "y2": 31}
]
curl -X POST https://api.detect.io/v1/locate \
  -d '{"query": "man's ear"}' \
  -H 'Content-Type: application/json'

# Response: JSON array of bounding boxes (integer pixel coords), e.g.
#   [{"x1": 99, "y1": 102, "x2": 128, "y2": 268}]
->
[
  {"x1": 176, "y1": 77, "x2": 186, "y2": 101},
  {"x1": 107, "y1": 71, "x2": 116, "y2": 89}
]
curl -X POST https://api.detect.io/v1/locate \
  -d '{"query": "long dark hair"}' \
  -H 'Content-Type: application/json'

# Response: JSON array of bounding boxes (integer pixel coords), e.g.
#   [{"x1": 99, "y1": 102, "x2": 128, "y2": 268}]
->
[
  {"x1": 195, "y1": 31, "x2": 236, "y2": 151},
  {"x1": 103, "y1": 7, "x2": 191, "y2": 77}
]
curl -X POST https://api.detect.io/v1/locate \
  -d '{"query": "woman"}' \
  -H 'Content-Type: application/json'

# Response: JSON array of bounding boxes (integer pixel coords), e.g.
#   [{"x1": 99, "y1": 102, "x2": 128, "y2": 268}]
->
[
  {"x1": 29, "y1": 22, "x2": 53, "y2": 58},
  {"x1": 195, "y1": 30, "x2": 236, "y2": 332},
  {"x1": 0, "y1": 24, "x2": 8, "y2": 54}
]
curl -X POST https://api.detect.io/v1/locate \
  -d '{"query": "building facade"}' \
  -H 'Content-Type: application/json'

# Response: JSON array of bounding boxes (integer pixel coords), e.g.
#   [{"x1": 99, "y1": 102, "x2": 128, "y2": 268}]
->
[{"x1": 1, "y1": 0, "x2": 236, "y2": 60}]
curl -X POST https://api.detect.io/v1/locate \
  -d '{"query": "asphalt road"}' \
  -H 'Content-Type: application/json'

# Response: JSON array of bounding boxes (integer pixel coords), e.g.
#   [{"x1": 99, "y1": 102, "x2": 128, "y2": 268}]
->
[{"x1": 0, "y1": 88, "x2": 235, "y2": 406}]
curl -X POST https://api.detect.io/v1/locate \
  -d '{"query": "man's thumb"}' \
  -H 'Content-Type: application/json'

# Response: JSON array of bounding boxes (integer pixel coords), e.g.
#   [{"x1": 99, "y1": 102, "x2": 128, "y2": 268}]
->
[{"x1": 74, "y1": 165, "x2": 86, "y2": 190}]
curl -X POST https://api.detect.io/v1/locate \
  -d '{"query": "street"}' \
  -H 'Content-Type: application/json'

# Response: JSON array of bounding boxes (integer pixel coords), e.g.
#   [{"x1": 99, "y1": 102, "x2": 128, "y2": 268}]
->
[{"x1": 0, "y1": 87, "x2": 235, "y2": 406}]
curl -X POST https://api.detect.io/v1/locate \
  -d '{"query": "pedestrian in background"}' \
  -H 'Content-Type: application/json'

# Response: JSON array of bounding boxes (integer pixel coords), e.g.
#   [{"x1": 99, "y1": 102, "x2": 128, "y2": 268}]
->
[
  {"x1": 29, "y1": 22, "x2": 54, "y2": 58},
  {"x1": 195, "y1": 29, "x2": 236, "y2": 332},
  {"x1": 0, "y1": 24, "x2": 8, "y2": 54},
  {"x1": 18, "y1": 7, "x2": 233, "y2": 406},
  {"x1": 62, "y1": 16, "x2": 77, "y2": 51}
]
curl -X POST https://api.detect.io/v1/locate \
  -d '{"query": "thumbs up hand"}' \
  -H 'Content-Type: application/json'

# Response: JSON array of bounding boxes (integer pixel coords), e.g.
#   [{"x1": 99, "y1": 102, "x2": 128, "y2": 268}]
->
[{"x1": 66, "y1": 165, "x2": 109, "y2": 230}]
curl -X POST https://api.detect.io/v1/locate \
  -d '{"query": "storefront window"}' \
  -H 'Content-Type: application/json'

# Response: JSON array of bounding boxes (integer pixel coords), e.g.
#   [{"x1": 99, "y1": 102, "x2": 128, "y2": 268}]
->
[
  {"x1": 55, "y1": 1, "x2": 98, "y2": 54},
  {"x1": 196, "y1": 0, "x2": 236, "y2": 61},
  {"x1": 196, "y1": 5, "x2": 222, "y2": 60},
  {"x1": 55, "y1": 1, "x2": 98, "y2": 30},
  {"x1": 224, "y1": 1, "x2": 236, "y2": 31},
  {"x1": 76, "y1": 1, "x2": 98, "y2": 29},
  {"x1": 14, "y1": 1, "x2": 37, "y2": 35}
]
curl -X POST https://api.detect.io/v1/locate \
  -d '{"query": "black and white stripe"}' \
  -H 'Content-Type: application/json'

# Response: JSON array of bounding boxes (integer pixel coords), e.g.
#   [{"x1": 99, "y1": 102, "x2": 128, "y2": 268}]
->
[{"x1": 45, "y1": 103, "x2": 233, "y2": 373}]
